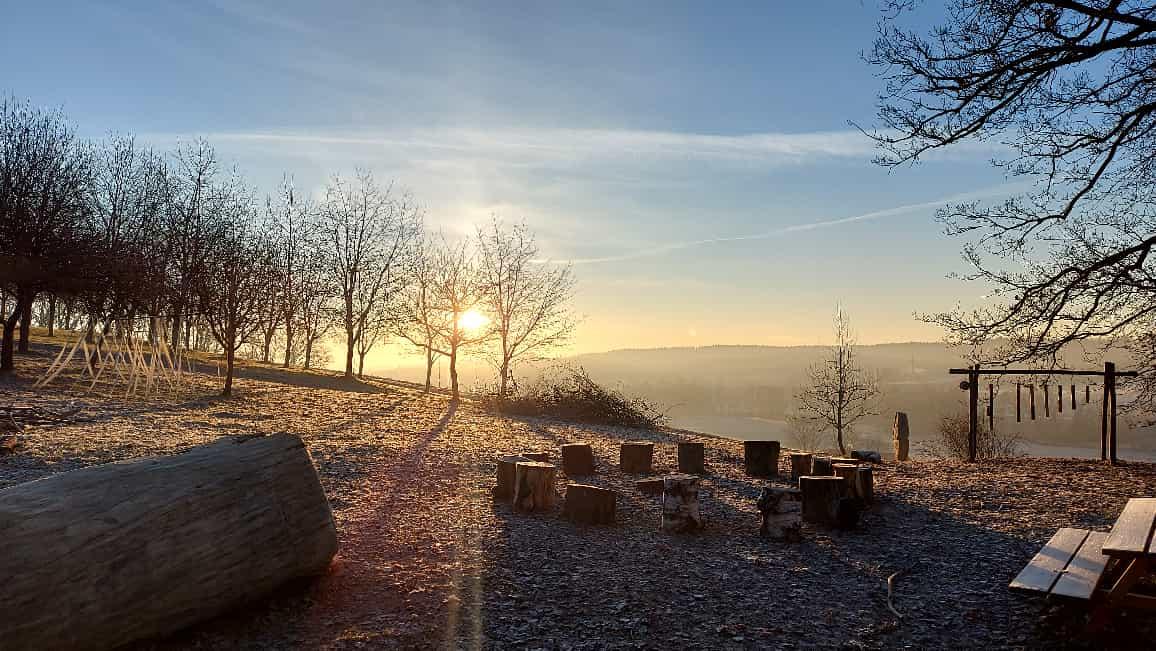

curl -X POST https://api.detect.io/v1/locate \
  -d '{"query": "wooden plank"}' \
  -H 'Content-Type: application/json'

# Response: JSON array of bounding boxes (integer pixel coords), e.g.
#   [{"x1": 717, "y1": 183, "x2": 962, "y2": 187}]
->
[
  {"x1": 1010, "y1": 528, "x2": 1089, "y2": 593},
  {"x1": 1051, "y1": 532, "x2": 1110, "y2": 600},
  {"x1": 949, "y1": 368, "x2": 1139, "y2": 377},
  {"x1": 1103, "y1": 498, "x2": 1156, "y2": 557}
]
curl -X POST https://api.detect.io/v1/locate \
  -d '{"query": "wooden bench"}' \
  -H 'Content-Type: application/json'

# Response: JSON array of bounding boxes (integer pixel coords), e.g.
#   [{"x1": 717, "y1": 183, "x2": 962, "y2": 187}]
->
[{"x1": 1009, "y1": 527, "x2": 1111, "y2": 601}]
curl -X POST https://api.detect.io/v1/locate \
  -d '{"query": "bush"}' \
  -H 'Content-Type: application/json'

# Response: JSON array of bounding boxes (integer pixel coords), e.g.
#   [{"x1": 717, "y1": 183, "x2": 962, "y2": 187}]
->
[
  {"x1": 922, "y1": 410, "x2": 1021, "y2": 460},
  {"x1": 482, "y1": 364, "x2": 667, "y2": 429}
]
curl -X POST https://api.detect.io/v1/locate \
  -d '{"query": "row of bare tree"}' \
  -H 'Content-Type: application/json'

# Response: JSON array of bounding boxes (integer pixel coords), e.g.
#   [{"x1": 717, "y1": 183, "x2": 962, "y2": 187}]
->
[{"x1": 0, "y1": 95, "x2": 575, "y2": 397}]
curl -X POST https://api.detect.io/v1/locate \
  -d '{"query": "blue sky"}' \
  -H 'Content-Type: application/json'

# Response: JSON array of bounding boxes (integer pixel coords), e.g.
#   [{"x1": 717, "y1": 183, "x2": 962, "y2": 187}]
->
[{"x1": 2, "y1": 1, "x2": 1014, "y2": 361}]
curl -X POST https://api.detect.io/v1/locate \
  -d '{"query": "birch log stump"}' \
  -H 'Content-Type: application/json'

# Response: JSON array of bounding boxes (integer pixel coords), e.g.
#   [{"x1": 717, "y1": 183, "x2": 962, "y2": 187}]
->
[
  {"x1": 677, "y1": 441, "x2": 705, "y2": 474},
  {"x1": 513, "y1": 461, "x2": 557, "y2": 512},
  {"x1": 495, "y1": 455, "x2": 531, "y2": 499},
  {"x1": 757, "y1": 486, "x2": 802, "y2": 541},
  {"x1": 789, "y1": 453, "x2": 813, "y2": 482},
  {"x1": 0, "y1": 434, "x2": 337, "y2": 651},
  {"x1": 661, "y1": 474, "x2": 703, "y2": 533}
]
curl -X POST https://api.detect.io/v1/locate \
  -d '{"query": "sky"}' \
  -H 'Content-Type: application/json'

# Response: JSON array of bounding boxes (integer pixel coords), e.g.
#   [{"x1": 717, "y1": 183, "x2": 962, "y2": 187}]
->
[{"x1": 1, "y1": 1, "x2": 1018, "y2": 369}]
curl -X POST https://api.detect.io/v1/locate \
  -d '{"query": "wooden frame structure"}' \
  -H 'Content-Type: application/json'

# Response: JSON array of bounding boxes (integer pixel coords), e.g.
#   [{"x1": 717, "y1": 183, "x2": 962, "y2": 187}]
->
[{"x1": 949, "y1": 363, "x2": 1137, "y2": 464}]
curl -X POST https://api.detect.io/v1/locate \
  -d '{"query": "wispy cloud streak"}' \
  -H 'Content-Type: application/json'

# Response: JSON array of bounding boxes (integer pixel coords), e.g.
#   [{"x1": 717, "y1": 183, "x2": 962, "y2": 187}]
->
[{"x1": 544, "y1": 182, "x2": 1027, "y2": 265}]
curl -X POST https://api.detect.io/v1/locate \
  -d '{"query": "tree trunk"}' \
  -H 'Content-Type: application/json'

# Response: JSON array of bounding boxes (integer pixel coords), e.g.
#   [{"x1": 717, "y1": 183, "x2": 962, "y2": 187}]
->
[
  {"x1": 170, "y1": 313, "x2": 182, "y2": 356},
  {"x1": 494, "y1": 455, "x2": 530, "y2": 500},
  {"x1": 800, "y1": 476, "x2": 846, "y2": 526},
  {"x1": 283, "y1": 322, "x2": 293, "y2": 368},
  {"x1": 222, "y1": 348, "x2": 236, "y2": 396},
  {"x1": 424, "y1": 347, "x2": 433, "y2": 391},
  {"x1": 357, "y1": 350, "x2": 366, "y2": 378},
  {"x1": 661, "y1": 474, "x2": 703, "y2": 533},
  {"x1": 892, "y1": 412, "x2": 910, "y2": 462},
  {"x1": 499, "y1": 357, "x2": 510, "y2": 397},
  {"x1": 46, "y1": 294, "x2": 56, "y2": 337},
  {"x1": 449, "y1": 347, "x2": 460, "y2": 399},
  {"x1": 619, "y1": 441, "x2": 654, "y2": 474},
  {"x1": 304, "y1": 336, "x2": 314, "y2": 369},
  {"x1": 17, "y1": 292, "x2": 32, "y2": 353},
  {"x1": 513, "y1": 461, "x2": 556, "y2": 512},
  {"x1": 0, "y1": 434, "x2": 337, "y2": 651},
  {"x1": 560, "y1": 443, "x2": 595, "y2": 476},
  {"x1": 743, "y1": 440, "x2": 780, "y2": 478},
  {"x1": 677, "y1": 441, "x2": 705, "y2": 474},
  {"x1": 789, "y1": 453, "x2": 813, "y2": 482},
  {"x1": 343, "y1": 324, "x2": 354, "y2": 378},
  {"x1": 563, "y1": 484, "x2": 616, "y2": 525},
  {"x1": 262, "y1": 332, "x2": 273, "y2": 364},
  {"x1": 1, "y1": 297, "x2": 20, "y2": 372}
]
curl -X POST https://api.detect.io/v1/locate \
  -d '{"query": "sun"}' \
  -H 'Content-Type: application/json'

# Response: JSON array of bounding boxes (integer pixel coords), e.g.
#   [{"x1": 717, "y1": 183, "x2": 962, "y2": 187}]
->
[{"x1": 458, "y1": 308, "x2": 490, "y2": 333}]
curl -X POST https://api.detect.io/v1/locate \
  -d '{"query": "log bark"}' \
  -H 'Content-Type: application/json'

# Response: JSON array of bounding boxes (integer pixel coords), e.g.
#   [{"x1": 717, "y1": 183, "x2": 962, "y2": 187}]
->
[
  {"x1": 677, "y1": 441, "x2": 705, "y2": 474},
  {"x1": 620, "y1": 441, "x2": 654, "y2": 474},
  {"x1": 661, "y1": 474, "x2": 703, "y2": 533},
  {"x1": 892, "y1": 412, "x2": 910, "y2": 462},
  {"x1": 513, "y1": 461, "x2": 556, "y2": 512},
  {"x1": 833, "y1": 462, "x2": 859, "y2": 488},
  {"x1": 810, "y1": 456, "x2": 834, "y2": 476},
  {"x1": 635, "y1": 477, "x2": 665, "y2": 496},
  {"x1": 494, "y1": 454, "x2": 531, "y2": 500},
  {"x1": 800, "y1": 475, "x2": 846, "y2": 527},
  {"x1": 789, "y1": 453, "x2": 813, "y2": 482},
  {"x1": 756, "y1": 486, "x2": 802, "y2": 541},
  {"x1": 560, "y1": 444, "x2": 595, "y2": 476},
  {"x1": 0, "y1": 434, "x2": 337, "y2": 651},
  {"x1": 563, "y1": 484, "x2": 616, "y2": 525},
  {"x1": 743, "y1": 440, "x2": 780, "y2": 478}
]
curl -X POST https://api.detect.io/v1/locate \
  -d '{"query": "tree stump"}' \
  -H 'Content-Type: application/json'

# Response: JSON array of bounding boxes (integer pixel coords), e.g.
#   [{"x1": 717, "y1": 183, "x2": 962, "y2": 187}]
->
[
  {"x1": 661, "y1": 474, "x2": 703, "y2": 533},
  {"x1": 0, "y1": 434, "x2": 337, "y2": 651},
  {"x1": 677, "y1": 441, "x2": 705, "y2": 474},
  {"x1": 635, "y1": 477, "x2": 665, "y2": 496},
  {"x1": 789, "y1": 453, "x2": 813, "y2": 482},
  {"x1": 513, "y1": 461, "x2": 557, "y2": 512},
  {"x1": 560, "y1": 444, "x2": 595, "y2": 476},
  {"x1": 743, "y1": 440, "x2": 780, "y2": 477},
  {"x1": 851, "y1": 450, "x2": 881, "y2": 464},
  {"x1": 756, "y1": 486, "x2": 802, "y2": 541},
  {"x1": 833, "y1": 462, "x2": 859, "y2": 488},
  {"x1": 494, "y1": 454, "x2": 531, "y2": 499},
  {"x1": 830, "y1": 457, "x2": 859, "y2": 466},
  {"x1": 800, "y1": 476, "x2": 846, "y2": 526},
  {"x1": 522, "y1": 451, "x2": 551, "y2": 463},
  {"x1": 620, "y1": 441, "x2": 654, "y2": 474},
  {"x1": 853, "y1": 466, "x2": 874, "y2": 506},
  {"x1": 563, "y1": 484, "x2": 616, "y2": 525},
  {"x1": 893, "y1": 412, "x2": 910, "y2": 462},
  {"x1": 810, "y1": 456, "x2": 833, "y2": 476}
]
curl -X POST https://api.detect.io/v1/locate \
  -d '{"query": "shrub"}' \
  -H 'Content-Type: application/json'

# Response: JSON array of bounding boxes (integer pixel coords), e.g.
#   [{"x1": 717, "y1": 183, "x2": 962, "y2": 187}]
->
[
  {"x1": 922, "y1": 410, "x2": 1021, "y2": 460},
  {"x1": 482, "y1": 364, "x2": 667, "y2": 429}
]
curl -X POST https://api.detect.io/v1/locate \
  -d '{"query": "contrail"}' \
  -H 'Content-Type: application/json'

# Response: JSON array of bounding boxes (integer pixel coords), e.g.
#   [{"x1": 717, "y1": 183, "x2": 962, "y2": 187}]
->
[{"x1": 543, "y1": 182, "x2": 1025, "y2": 265}]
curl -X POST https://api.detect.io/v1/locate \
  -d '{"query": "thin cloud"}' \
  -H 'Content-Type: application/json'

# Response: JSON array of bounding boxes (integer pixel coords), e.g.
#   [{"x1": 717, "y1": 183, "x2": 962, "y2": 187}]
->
[{"x1": 545, "y1": 182, "x2": 1027, "y2": 265}]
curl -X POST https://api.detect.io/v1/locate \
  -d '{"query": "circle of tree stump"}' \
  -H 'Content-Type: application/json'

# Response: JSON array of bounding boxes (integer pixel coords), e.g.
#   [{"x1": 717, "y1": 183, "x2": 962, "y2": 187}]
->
[
  {"x1": 560, "y1": 443, "x2": 595, "y2": 476},
  {"x1": 743, "y1": 440, "x2": 780, "y2": 478},
  {"x1": 661, "y1": 474, "x2": 703, "y2": 533},
  {"x1": 620, "y1": 441, "x2": 654, "y2": 474},
  {"x1": 677, "y1": 441, "x2": 705, "y2": 474},
  {"x1": 513, "y1": 461, "x2": 556, "y2": 512},
  {"x1": 563, "y1": 484, "x2": 616, "y2": 525},
  {"x1": 494, "y1": 455, "x2": 531, "y2": 500}
]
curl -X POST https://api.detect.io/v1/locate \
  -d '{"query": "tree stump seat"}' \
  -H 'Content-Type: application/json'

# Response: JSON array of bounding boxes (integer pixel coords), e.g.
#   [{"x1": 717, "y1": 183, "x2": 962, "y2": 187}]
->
[
  {"x1": 635, "y1": 477, "x2": 665, "y2": 496},
  {"x1": 789, "y1": 453, "x2": 813, "y2": 482},
  {"x1": 563, "y1": 484, "x2": 616, "y2": 525},
  {"x1": 620, "y1": 441, "x2": 654, "y2": 474},
  {"x1": 743, "y1": 440, "x2": 780, "y2": 478},
  {"x1": 756, "y1": 486, "x2": 802, "y2": 541},
  {"x1": 661, "y1": 474, "x2": 703, "y2": 533},
  {"x1": 677, "y1": 441, "x2": 705, "y2": 474},
  {"x1": 494, "y1": 454, "x2": 531, "y2": 499},
  {"x1": 561, "y1": 443, "x2": 595, "y2": 476},
  {"x1": 809, "y1": 456, "x2": 834, "y2": 476},
  {"x1": 514, "y1": 461, "x2": 557, "y2": 512},
  {"x1": 800, "y1": 475, "x2": 849, "y2": 527}
]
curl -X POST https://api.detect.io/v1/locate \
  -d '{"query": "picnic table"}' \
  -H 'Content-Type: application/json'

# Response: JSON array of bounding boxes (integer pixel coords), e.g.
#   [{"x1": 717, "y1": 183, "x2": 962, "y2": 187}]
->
[{"x1": 1010, "y1": 497, "x2": 1156, "y2": 609}]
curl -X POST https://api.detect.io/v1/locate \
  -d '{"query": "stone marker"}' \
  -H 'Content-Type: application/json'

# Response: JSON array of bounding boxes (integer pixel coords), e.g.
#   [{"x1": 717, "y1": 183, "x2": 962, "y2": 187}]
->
[
  {"x1": 564, "y1": 484, "x2": 617, "y2": 524},
  {"x1": 743, "y1": 440, "x2": 780, "y2": 477},
  {"x1": 789, "y1": 453, "x2": 813, "y2": 482},
  {"x1": 495, "y1": 454, "x2": 531, "y2": 499},
  {"x1": 893, "y1": 412, "x2": 910, "y2": 462},
  {"x1": 513, "y1": 461, "x2": 556, "y2": 512},
  {"x1": 635, "y1": 477, "x2": 665, "y2": 496},
  {"x1": 756, "y1": 486, "x2": 802, "y2": 541},
  {"x1": 620, "y1": 441, "x2": 654, "y2": 474},
  {"x1": 661, "y1": 474, "x2": 703, "y2": 533},
  {"x1": 677, "y1": 441, "x2": 705, "y2": 474},
  {"x1": 560, "y1": 443, "x2": 595, "y2": 476}
]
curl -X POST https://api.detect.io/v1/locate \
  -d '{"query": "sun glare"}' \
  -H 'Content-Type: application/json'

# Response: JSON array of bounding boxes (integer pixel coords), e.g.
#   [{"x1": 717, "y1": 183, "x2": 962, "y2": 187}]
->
[{"x1": 458, "y1": 308, "x2": 489, "y2": 332}]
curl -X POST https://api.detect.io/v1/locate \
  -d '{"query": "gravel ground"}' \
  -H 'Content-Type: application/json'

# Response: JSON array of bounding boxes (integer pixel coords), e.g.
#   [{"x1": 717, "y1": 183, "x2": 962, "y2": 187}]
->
[{"x1": 4, "y1": 347, "x2": 1156, "y2": 649}]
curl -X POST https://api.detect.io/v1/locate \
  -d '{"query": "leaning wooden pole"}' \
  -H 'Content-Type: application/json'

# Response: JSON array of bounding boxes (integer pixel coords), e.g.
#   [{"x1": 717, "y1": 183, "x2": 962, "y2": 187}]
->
[
  {"x1": 988, "y1": 383, "x2": 995, "y2": 432},
  {"x1": 1102, "y1": 363, "x2": 1111, "y2": 461},
  {"x1": 968, "y1": 365, "x2": 979, "y2": 463},
  {"x1": 0, "y1": 434, "x2": 337, "y2": 650},
  {"x1": 1107, "y1": 361, "x2": 1118, "y2": 465}
]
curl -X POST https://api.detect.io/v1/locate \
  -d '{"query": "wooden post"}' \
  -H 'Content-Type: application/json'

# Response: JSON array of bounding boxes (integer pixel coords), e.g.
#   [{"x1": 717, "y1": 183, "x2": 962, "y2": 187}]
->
[
  {"x1": 1029, "y1": 384, "x2": 1036, "y2": 420},
  {"x1": 1057, "y1": 383, "x2": 1063, "y2": 414},
  {"x1": 1086, "y1": 384, "x2": 1091, "y2": 404},
  {"x1": 968, "y1": 366, "x2": 979, "y2": 463},
  {"x1": 1107, "y1": 362, "x2": 1118, "y2": 465},
  {"x1": 676, "y1": 441, "x2": 705, "y2": 474},
  {"x1": 1043, "y1": 381, "x2": 1050, "y2": 418},
  {"x1": 1071, "y1": 384, "x2": 1076, "y2": 411},
  {"x1": 1101, "y1": 364, "x2": 1110, "y2": 461},
  {"x1": 988, "y1": 382, "x2": 995, "y2": 431},
  {"x1": 892, "y1": 412, "x2": 910, "y2": 462},
  {"x1": 1016, "y1": 383, "x2": 1022, "y2": 422}
]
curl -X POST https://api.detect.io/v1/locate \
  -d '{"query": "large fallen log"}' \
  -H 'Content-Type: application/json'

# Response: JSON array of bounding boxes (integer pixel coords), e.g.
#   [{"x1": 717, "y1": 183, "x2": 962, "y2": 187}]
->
[{"x1": 0, "y1": 433, "x2": 337, "y2": 651}]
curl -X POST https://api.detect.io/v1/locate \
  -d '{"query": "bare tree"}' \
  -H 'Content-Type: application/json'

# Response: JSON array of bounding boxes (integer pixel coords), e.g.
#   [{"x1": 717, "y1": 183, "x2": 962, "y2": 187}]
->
[
  {"x1": 197, "y1": 184, "x2": 275, "y2": 396},
  {"x1": 393, "y1": 234, "x2": 446, "y2": 390},
  {"x1": 476, "y1": 218, "x2": 576, "y2": 397},
  {"x1": 0, "y1": 96, "x2": 92, "y2": 371},
  {"x1": 868, "y1": 0, "x2": 1156, "y2": 413},
  {"x1": 794, "y1": 309, "x2": 880, "y2": 455},
  {"x1": 267, "y1": 178, "x2": 312, "y2": 368},
  {"x1": 423, "y1": 235, "x2": 490, "y2": 399},
  {"x1": 320, "y1": 171, "x2": 421, "y2": 378}
]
